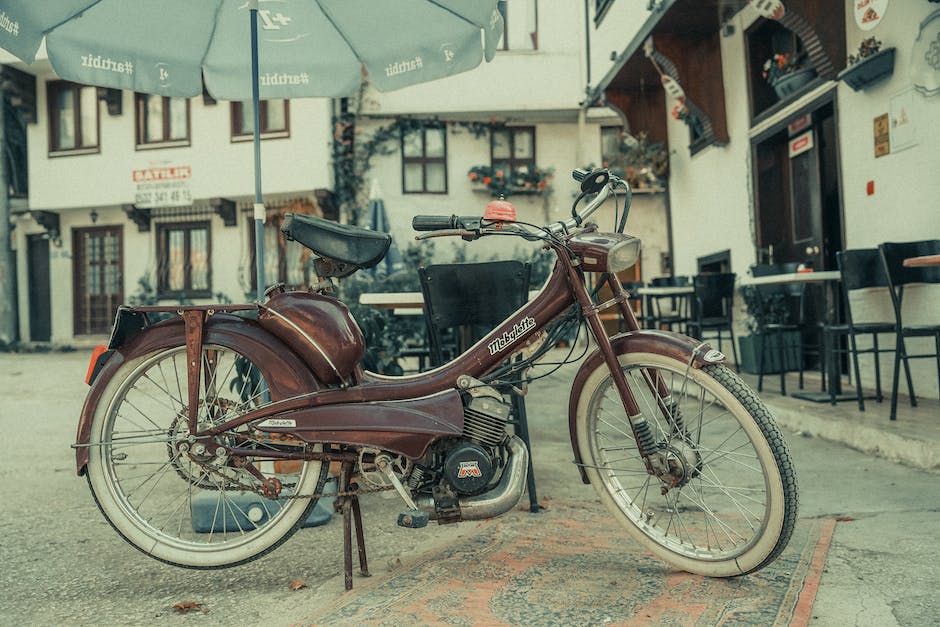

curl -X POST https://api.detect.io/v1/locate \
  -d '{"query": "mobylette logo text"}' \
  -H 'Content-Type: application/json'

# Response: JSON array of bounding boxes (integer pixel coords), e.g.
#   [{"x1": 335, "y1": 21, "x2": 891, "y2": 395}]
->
[{"x1": 487, "y1": 317, "x2": 536, "y2": 356}]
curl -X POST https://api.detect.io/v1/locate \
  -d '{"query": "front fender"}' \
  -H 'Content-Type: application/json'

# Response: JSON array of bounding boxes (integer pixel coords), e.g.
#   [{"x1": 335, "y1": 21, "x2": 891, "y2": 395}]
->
[
  {"x1": 567, "y1": 330, "x2": 724, "y2": 484},
  {"x1": 75, "y1": 313, "x2": 322, "y2": 475}
]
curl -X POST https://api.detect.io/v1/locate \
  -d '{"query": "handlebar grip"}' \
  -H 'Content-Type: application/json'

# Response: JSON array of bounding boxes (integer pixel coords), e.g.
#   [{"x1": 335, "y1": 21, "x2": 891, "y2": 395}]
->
[
  {"x1": 412, "y1": 215, "x2": 458, "y2": 231},
  {"x1": 571, "y1": 168, "x2": 589, "y2": 183}
]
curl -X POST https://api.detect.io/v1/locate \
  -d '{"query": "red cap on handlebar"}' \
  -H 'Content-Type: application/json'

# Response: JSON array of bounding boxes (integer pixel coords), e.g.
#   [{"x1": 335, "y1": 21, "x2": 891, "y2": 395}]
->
[{"x1": 483, "y1": 198, "x2": 517, "y2": 222}]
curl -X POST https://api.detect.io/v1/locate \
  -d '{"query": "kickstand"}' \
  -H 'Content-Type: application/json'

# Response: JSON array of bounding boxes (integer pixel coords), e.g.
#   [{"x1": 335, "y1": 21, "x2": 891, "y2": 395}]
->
[{"x1": 337, "y1": 461, "x2": 370, "y2": 590}]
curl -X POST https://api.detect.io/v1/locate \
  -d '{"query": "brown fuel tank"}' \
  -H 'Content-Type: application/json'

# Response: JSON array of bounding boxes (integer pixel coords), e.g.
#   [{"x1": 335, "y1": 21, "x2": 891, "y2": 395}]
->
[{"x1": 258, "y1": 290, "x2": 365, "y2": 384}]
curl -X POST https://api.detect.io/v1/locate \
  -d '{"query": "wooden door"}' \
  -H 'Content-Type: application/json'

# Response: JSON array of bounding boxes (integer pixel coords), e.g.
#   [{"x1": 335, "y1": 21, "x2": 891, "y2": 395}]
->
[
  {"x1": 73, "y1": 226, "x2": 123, "y2": 336},
  {"x1": 754, "y1": 103, "x2": 842, "y2": 271}
]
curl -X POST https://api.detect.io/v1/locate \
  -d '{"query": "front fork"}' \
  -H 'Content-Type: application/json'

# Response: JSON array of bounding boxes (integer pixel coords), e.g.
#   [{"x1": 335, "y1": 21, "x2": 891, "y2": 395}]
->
[{"x1": 569, "y1": 268, "x2": 677, "y2": 470}]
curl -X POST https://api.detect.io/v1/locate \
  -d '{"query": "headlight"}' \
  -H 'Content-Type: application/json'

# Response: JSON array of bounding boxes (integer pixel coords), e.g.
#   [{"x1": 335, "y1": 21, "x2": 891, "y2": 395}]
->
[
  {"x1": 607, "y1": 237, "x2": 641, "y2": 273},
  {"x1": 568, "y1": 232, "x2": 642, "y2": 273}
]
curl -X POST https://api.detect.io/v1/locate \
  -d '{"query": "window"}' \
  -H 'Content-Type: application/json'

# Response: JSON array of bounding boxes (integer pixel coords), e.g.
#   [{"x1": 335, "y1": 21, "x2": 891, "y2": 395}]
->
[
  {"x1": 47, "y1": 81, "x2": 99, "y2": 155},
  {"x1": 402, "y1": 125, "x2": 447, "y2": 194},
  {"x1": 135, "y1": 94, "x2": 190, "y2": 148},
  {"x1": 157, "y1": 222, "x2": 211, "y2": 298},
  {"x1": 491, "y1": 126, "x2": 535, "y2": 173},
  {"x1": 231, "y1": 99, "x2": 289, "y2": 140},
  {"x1": 248, "y1": 211, "x2": 321, "y2": 292},
  {"x1": 594, "y1": 0, "x2": 615, "y2": 25},
  {"x1": 497, "y1": 0, "x2": 538, "y2": 50}
]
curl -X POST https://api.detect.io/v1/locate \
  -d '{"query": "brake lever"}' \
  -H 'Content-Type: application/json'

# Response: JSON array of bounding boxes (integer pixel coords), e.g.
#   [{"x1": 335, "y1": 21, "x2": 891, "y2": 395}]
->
[{"x1": 414, "y1": 229, "x2": 478, "y2": 241}]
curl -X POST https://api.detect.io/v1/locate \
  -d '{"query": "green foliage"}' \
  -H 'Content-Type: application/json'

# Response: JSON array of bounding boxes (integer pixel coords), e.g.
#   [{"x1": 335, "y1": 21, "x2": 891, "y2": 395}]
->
[
  {"x1": 127, "y1": 275, "x2": 159, "y2": 306},
  {"x1": 467, "y1": 164, "x2": 554, "y2": 198},
  {"x1": 338, "y1": 241, "x2": 435, "y2": 374},
  {"x1": 618, "y1": 132, "x2": 669, "y2": 189},
  {"x1": 740, "y1": 286, "x2": 790, "y2": 334},
  {"x1": 590, "y1": 131, "x2": 668, "y2": 191},
  {"x1": 338, "y1": 242, "x2": 561, "y2": 373},
  {"x1": 331, "y1": 102, "x2": 512, "y2": 224},
  {"x1": 847, "y1": 37, "x2": 882, "y2": 66}
]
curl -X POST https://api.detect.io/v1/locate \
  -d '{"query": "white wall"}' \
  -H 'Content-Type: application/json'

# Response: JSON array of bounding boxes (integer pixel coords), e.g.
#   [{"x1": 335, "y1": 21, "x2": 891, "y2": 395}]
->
[
  {"x1": 28, "y1": 82, "x2": 333, "y2": 211},
  {"x1": 662, "y1": 2, "x2": 939, "y2": 399},
  {"x1": 588, "y1": 0, "x2": 657, "y2": 95},
  {"x1": 664, "y1": 9, "x2": 757, "y2": 281},
  {"x1": 357, "y1": 116, "x2": 669, "y2": 277},
  {"x1": 363, "y1": 1, "x2": 589, "y2": 116},
  {"x1": 16, "y1": 67, "x2": 334, "y2": 343},
  {"x1": 837, "y1": 2, "x2": 940, "y2": 248}
]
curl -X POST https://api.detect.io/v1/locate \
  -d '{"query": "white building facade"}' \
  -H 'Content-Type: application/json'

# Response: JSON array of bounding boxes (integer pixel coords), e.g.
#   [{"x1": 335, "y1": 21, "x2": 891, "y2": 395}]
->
[
  {"x1": 2, "y1": 1, "x2": 672, "y2": 346},
  {"x1": 588, "y1": 0, "x2": 939, "y2": 399}
]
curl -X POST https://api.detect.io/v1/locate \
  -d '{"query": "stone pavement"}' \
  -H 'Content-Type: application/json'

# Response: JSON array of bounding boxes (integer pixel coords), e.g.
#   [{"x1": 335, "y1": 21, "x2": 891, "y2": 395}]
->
[{"x1": 2, "y1": 347, "x2": 937, "y2": 625}]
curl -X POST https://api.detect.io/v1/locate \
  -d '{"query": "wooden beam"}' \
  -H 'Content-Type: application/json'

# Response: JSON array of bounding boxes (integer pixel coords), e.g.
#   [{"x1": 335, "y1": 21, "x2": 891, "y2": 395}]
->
[
  {"x1": 209, "y1": 197, "x2": 237, "y2": 227},
  {"x1": 122, "y1": 204, "x2": 151, "y2": 232}
]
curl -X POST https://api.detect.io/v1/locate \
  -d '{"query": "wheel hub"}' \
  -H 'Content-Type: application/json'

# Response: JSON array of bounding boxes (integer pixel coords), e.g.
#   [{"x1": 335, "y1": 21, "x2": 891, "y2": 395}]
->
[{"x1": 649, "y1": 440, "x2": 702, "y2": 491}]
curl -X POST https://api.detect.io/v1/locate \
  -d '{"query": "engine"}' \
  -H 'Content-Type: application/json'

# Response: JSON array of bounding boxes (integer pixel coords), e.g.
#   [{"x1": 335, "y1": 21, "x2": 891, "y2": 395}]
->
[{"x1": 409, "y1": 386, "x2": 513, "y2": 497}]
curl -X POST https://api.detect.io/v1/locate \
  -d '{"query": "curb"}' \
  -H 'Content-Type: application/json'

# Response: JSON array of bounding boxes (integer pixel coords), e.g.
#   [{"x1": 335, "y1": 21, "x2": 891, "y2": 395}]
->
[{"x1": 764, "y1": 397, "x2": 940, "y2": 474}]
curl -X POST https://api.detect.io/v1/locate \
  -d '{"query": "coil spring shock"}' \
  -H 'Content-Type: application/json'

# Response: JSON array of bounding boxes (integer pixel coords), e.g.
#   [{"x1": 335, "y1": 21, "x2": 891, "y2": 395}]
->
[
  {"x1": 407, "y1": 465, "x2": 426, "y2": 489},
  {"x1": 632, "y1": 415, "x2": 658, "y2": 457},
  {"x1": 667, "y1": 398, "x2": 685, "y2": 435}
]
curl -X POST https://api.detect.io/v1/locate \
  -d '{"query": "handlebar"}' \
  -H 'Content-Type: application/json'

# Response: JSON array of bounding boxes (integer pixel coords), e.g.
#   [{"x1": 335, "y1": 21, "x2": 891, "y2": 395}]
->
[
  {"x1": 412, "y1": 168, "x2": 625, "y2": 239},
  {"x1": 412, "y1": 214, "x2": 481, "y2": 232}
]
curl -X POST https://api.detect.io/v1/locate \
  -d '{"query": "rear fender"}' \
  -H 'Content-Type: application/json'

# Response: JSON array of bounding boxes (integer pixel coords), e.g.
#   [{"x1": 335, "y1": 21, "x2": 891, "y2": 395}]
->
[
  {"x1": 567, "y1": 330, "x2": 724, "y2": 483},
  {"x1": 75, "y1": 313, "x2": 321, "y2": 475}
]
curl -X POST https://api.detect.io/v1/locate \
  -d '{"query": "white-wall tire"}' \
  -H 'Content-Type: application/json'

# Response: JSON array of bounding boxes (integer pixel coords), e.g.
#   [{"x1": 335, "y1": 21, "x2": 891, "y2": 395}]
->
[
  {"x1": 574, "y1": 351, "x2": 798, "y2": 576},
  {"x1": 86, "y1": 344, "x2": 327, "y2": 569}
]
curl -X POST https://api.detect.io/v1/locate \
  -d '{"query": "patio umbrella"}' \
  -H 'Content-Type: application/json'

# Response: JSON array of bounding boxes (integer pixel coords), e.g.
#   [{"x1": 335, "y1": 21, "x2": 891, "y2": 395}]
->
[
  {"x1": 366, "y1": 179, "x2": 402, "y2": 278},
  {"x1": 0, "y1": 0, "x2": 502, "y2": 299}
]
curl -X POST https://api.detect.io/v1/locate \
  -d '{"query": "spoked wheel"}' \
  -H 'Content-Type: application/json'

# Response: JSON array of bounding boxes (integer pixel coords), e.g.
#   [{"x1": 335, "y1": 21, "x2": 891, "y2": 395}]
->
[
  {"x1": 575, "y1": 352, "x2": 798, "y2": 577},
  {"x1": 85, "y1": 344, "x2": 328, "y2": 569}
]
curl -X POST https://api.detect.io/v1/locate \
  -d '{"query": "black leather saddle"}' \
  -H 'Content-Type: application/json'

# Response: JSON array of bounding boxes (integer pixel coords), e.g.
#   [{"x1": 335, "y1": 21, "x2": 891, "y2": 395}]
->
[{"x1": 281, "y1": 213, "x2": 391, "y2": 269}]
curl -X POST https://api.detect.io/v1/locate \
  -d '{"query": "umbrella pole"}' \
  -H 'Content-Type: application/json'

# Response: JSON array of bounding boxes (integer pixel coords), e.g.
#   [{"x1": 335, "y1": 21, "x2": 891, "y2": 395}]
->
[{"x1": 249, "y1": 1, "x2": 265, "y2": 302}]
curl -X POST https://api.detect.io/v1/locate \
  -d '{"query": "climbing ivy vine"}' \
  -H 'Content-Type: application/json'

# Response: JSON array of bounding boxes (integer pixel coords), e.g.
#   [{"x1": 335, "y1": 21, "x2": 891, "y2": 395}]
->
[{"x1": 331, "y1": 90, "x2": 507, "y2": 225}]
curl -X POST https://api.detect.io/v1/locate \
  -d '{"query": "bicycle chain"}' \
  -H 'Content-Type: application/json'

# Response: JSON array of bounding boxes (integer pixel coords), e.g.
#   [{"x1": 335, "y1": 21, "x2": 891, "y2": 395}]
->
[{"x1": 195, "y1": 457, "x2": 396, "y2": 500}]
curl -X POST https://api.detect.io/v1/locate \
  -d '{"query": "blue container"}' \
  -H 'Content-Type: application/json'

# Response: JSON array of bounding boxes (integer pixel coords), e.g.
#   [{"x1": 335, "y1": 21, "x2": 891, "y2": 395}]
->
[{"x1": 190, "y1": 477, "x2": 335, "y2": 533}]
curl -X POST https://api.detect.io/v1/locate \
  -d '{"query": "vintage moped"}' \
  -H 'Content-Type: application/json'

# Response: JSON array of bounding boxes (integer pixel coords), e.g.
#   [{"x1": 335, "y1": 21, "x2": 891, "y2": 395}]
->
[{"x1": 74, "y1": 169, "x2": 797, "y2": 588}]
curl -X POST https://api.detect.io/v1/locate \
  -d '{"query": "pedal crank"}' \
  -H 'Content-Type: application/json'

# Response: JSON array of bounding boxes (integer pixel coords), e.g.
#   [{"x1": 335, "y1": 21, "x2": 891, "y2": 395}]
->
[{"x1": 375, "y1": 453, "x2": 429, "y2": 529}]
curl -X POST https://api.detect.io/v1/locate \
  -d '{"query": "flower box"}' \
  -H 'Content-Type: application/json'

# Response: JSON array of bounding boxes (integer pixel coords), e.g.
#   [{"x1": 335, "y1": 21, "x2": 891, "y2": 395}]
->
[
  {"x1": 470, "y1": 182, "x2": 544, "y2": 195},
  {"x1": 837, "y1": 47, "x2": 896, "y2": 92},
  {"x1": 772, "y1": 68, "x2": 817, "y2": 99},
  {"x1": 467, "y1": 165, "x2": 553, "y2": 197}
]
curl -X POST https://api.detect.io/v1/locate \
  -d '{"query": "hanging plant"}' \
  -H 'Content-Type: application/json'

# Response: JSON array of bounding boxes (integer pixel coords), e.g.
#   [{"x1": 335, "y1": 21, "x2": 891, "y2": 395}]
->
[{"x1": 599, "y1": 131, "x2": 669, "y2": 190}]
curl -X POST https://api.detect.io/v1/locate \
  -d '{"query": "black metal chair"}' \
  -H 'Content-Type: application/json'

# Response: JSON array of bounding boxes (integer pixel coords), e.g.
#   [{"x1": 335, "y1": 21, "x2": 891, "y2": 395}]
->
[
  {"x1": 417, "y1": 260, "x2": 540, "y2": 511},
  {"x1": 686, "y1": 272, "x2": 739, "y2": 371},
  {"x1": 748, "y1": 263, "x2": 822, "y2": 395},
  {"x1": 619, "y1": 280, "x2": 650, "y2": 329},
  {"x1": 878, "y1": 240, "x2": 940, "y2": 421},
  {"x1": 646, "y1": 276, "x2": 691, "y2": 331},
  {"x1": 823, "y1": 249, "x2": 906, "y2": 410}
]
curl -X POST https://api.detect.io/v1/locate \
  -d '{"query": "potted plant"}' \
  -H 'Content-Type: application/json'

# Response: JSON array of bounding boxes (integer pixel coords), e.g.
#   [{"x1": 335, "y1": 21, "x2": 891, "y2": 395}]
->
[
  {"x1": 670, "y1": 98, "x2": 705, "y2": 143},
  {"x1": 837, "y1": 37, "x2": 896, "y2": 91},
  {"x1": 762, "y1": 52, "x2": 816, "y2": 99},
  {"x1": 613, "y1": 131, "x2": 669, "y2": 191},
  {"x1": 737, "y1": 285, "x2": 802, "y2": 375}
]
